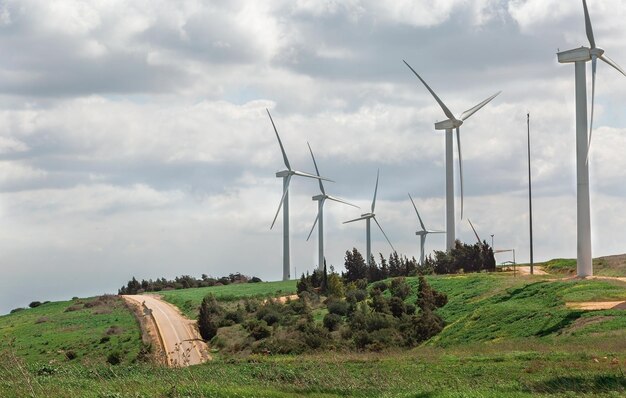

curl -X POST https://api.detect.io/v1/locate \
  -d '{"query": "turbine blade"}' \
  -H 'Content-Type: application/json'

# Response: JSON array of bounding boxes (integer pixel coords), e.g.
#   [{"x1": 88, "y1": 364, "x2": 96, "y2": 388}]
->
[
  {"x1": 459, "y1": 91, "x2": 501, "y2": 121},
  {"x1": 371, "y1": 169, "x2": 379, "y2": 213},
  {"x1": 467, "y1": 218, "x2": 481, "y2": 244},
  {"x1": 427, "y1": 230, "x2": 446, "y2": 234},
  {"x1": 403, "y1": 60, "x2": 455, "y2": 121},
  {"x1": 599, "y1": 54, "x2": 626, "y2": 77},
  {"x1": 266, "y1": 109, "x2": 290, "y2": 170},
  {"x1": 306, "y1": 212, "x2": 319, "y2": 242},
  {"x1": 586, "y1": 54, "x2": 597, "y2": 165},
  {"x1": 373, "y1": 217, "x2": 396, "y2": 253},
  {"x1": 327, "y1": 195, "x2": 359, "y2": 208},
  {"x1": 307, "y1": 142, "x2": 325, "y2": 195},
  {"x1": 582, "y1": 0, "x2": 596, "y2": 49},
  {"x1": 292, "y1": 170, "x2": 334, "y2": 182},
  {"x1": 343, "y1": 215, "x2": 370, "y2": 224},
  {"x1": 456, "y1": 127, "x2": 464, "y2": 220},
  {"x1": 271, "y1": 175, "x2": 291, "y2": 229},
  {"x1": 408, "y1": 193, "x2": 426, "y2": 231}
]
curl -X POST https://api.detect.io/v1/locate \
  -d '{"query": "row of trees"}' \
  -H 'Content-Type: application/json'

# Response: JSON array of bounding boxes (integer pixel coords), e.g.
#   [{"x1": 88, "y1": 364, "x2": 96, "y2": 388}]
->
[
  {"x1": 118, "y1": 273, "x2": 261, "y2": 295},
  {"x1": 340, "y1": 239, "x2": 496, "y2": 286}
]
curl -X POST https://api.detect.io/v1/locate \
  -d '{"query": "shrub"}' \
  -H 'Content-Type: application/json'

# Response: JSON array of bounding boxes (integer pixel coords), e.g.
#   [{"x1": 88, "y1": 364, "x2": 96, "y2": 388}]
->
[
  {"x1": 390, "y1": 277, "x2": 411, "y2": 300},
  {"x1": 327, "y1": 300, "x2": 349, "y2": 316},
  {"x1": 64, "y1": 304, "x2": 82, "y2": 312},
  {"x1": 353, "y1": 330, "x2": 372, "y2": 349},
  {"x1": 198, "y1": 294, "x2": 222, "y2": 341},
  {"x1": 249, "y1": 276, "x2": 262, "y2": 283},
  {"x1": 345, "y1": 289, "x2": 367, "y2": 304},
  {"x1": 29, "y1": 301, "x2": 42, "y2": 308},
  {"x1": 247, "y1": 320, "x2": 272, "y2": 340},
  {"x1": 370, "y1": 281, "x2": 388, "y2": 293},
  {"x1": 10, "y1": 308, "x2": 25, "y2": 314},
  {"x1": 389, "y1": 296, "x2": 406, "y2": 318},
  {"x1": 261, "y1": 310, "x2": 281, "y2": 326},
  {"x1": 105, "y1": 326, "x2": 123, "y2": 335},
  {"x1": 223, "y1": 310, "x2": 244, "y2": 325},
  {"x1": 106, "y1": 351, "x2": 122, "y2": 365},
  {"x1": 370, "y1": 291, "x2": 390, "y2": 314},
  {"x1": 65, "y1": 350, "x2": 77, "y2": 360},
  {"x1": 323, "y1": 313, "x2": 343, "y2": 331},
  {"x1": 365, "y1": 312, "x2": 394, "y2": 332}
]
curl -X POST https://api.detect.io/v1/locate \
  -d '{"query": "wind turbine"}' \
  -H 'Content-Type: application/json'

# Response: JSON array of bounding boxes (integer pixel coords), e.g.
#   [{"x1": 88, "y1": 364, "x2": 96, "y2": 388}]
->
[
  {"x1": 556, "y1": 0, "x2": 626, "y2": 277},
  {"x1": 343, "y1": 170, "x2": 396, "y2": 266},
  {"x1": 408, "y1": 193, "x2": 444, "y2": 265},
  {"x1": 403, "y1": 60, "x2": 500, "y2": 251},
  {"x1": 467, "y1": 219, "x2": 482, "y2": 244},
  {"x1": 306, "y1": 143, "x2": 359, "y2": 271},
  {"x1": 267, "y1": 109, "x2": 332, "y2": 281}
]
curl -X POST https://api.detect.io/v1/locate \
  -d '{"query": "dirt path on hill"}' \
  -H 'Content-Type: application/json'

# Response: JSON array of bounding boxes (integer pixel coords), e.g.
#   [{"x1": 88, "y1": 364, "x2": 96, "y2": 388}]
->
[
  {"x1": 123, "y1": 295, "x2": 210, "y2": 367},
  {"x1": 566, "y1": 301, "x2": 626, "y2": 310},
  {"x1": 265, "y1": 294, "x2": 299, "y2": 304},
  {"x1": 514, "y1": 266, "x2": 549, "y2": 275}
]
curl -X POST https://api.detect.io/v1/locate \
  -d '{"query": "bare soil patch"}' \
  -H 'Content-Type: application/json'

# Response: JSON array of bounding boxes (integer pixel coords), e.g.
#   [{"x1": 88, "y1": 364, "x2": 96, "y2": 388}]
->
[
  {"x1": 122, "y1": 297, "x2": 167, "y2": 365},
  {"x1": 565, "y1": 301, "x2": 626, "y2": 310}
]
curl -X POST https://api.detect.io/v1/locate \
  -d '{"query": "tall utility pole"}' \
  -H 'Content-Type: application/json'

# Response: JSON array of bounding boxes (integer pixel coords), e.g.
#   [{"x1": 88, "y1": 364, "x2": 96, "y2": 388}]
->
[{"x1": 527, "y1": 113, "x2": 534, "y2": 274}]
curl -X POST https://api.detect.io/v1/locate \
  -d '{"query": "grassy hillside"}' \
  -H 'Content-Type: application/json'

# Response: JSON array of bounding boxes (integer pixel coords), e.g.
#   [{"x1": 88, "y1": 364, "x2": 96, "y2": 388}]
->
[
  {"x1": 1, "y1": 273, "x2": 625, "y2": 397},
  {"x1": 424, "y1": 274, "x2": 626, "y2": 346},
  {"x1": 524, "y1": 254, "x2": 626, "y2": 277},
  {"x1": 159, "y1": 279, "x2": 297, "y2": 317},
  {"x1": 0, "y1": 295, "x2": 143, "y2": 366}
]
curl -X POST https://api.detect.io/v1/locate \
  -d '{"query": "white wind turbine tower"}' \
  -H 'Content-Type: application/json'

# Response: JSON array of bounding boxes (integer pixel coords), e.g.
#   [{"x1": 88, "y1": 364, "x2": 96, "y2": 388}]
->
[
  {"x1": 557, "y1": 0, "x2": 626, "y2": 277},
  {"x1": 403, "y1": 60, "x2": 500, "y2": 251},
  {"x1": 343, "y1": 170, "x2": 396, "y2": 266},
  {"x1": 408, "y1": 193, "x2": 444, "y2": 265},
  {"x1": 267, "y1": 109, "x2": 332, "y2": 281},
  {"x1": 306, "y1": 143, "x2": 359, "y2": 271}
]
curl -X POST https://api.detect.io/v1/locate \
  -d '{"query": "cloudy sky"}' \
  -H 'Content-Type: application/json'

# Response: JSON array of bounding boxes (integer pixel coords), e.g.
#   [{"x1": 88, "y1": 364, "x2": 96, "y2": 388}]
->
[{"x1": 2, "y1": 0, "x2": 626, "y2": 314}]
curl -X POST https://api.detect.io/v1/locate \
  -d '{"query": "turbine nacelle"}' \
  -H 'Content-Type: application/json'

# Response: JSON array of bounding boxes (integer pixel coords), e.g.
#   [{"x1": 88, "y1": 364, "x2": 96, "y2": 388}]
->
[
  {"x1": 435, "y1": 118, "x2": 463, "y2": 130},
  {"x1": 557, "y1": 46, "x2": 595, "y2": 63}
]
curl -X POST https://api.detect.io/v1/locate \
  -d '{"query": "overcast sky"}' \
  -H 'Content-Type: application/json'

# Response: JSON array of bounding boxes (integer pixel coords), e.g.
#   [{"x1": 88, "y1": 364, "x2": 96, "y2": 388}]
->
[{"x1": 2, "y1": 0, "x2": 626, "y2": 314}]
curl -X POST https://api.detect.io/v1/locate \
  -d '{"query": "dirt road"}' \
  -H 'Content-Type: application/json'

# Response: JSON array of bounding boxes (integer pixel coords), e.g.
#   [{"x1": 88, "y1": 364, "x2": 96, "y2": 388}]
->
[
  {"x1": 566, "y1": 301, "x2": 626, "y2": 310},
  {"x1": 124, "y1": 295, "x2": 209, "y2": 367},
  {"x1": 515, "y1": 266, "x2": 549, "y2": 275}
]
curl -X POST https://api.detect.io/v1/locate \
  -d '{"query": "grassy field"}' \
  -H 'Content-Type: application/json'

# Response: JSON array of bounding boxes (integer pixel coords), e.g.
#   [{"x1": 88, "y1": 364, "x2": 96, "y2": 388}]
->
[
  {"x1": 0, "y1": 295, "x2": 143, "y2": 366},
  {"x1": 159, "y1": 280, "x2": 297, "y2": 317},
  {"x1": 523, "y1": 254, "x2": 626, "y2": 277},
  {"x1": 1, "y1": 271, "x2": 625, "y2": 397}
]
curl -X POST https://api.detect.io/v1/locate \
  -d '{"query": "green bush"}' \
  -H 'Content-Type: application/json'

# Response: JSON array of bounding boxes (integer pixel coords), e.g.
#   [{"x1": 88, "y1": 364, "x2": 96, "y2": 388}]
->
[
  {"x1": 246, "y1": 319, "x2": 271, "y2": 340},
  {"x1": 323, "y1": 313, "x2": 343, "y2": 331},
  {"x1": 327, "y1": 300, "x2": 349, "y2": 316},
  {"x1": 29, "y1": 301, "x2": 42, "y2": 308},
  {"x1": 106, "y1": 351, "x2": 122, "y2": 365}
]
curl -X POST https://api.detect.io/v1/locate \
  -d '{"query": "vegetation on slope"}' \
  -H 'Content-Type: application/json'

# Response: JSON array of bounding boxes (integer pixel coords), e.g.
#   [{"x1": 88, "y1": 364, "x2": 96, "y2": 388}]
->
[
  {"x1": 160, "y1": 279, "x2": 297, "y2": 318},
  {"x1": 0, "y1": 274, "x2": 626, "y2": 398},
  {"x1": 0, "y1": 295, "x2": 144, "y2": 366},
  {"x1": 525, "y1": 254, "x2": 626, "y2": 277}
]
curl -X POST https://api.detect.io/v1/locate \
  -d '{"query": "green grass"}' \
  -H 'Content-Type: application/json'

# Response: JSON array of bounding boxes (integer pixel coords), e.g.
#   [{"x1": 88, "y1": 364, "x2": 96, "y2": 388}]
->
[
  {"x1": 526, "y1": 254, "x2": 626, "y2": 277},
  {"x1": 421, "y1": 274, "x2": 626, "y2": 346},
  {"x1": 2, "y1": 344, "x2": 625, "y2": 397},
  {"x1": 1, "y1": 273, "x2": 625, "y2": 397},
  {"x1": 159, "y1": 280, "x2": 297, "y2": 317},
  {"x1": 0, "y1": 296, "x2": 142, "y2": 366}
]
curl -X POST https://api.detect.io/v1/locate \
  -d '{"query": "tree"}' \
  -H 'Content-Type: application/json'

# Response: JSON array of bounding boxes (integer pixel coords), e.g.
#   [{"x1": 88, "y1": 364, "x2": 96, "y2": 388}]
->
[
  {"x1": 388, "y1": 252, "x2": 402, "y2": 277},
  {"x1": 343, "y1": 248, "x2": 367, "y2": 283},
  {"x1": 198, "y1": 294, "x2": 222, "y2": 340}
]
